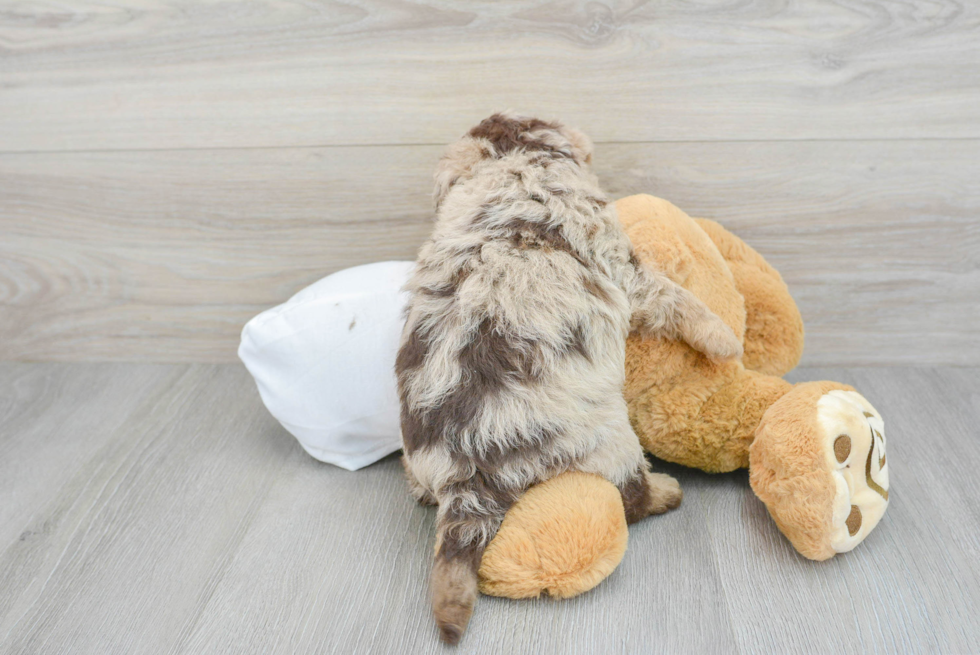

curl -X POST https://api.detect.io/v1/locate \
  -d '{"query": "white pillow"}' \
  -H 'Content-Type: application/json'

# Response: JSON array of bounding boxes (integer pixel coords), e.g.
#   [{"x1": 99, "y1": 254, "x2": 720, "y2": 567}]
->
[{"x1": 239, "y1": 261, "x2": 414, "y2": 471}]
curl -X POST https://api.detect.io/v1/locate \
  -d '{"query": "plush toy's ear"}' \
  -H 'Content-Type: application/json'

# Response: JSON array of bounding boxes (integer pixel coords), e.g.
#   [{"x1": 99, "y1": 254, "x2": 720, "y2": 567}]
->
[{"x1": 433, "y1": 137, "x2": 488, "y2": 210}]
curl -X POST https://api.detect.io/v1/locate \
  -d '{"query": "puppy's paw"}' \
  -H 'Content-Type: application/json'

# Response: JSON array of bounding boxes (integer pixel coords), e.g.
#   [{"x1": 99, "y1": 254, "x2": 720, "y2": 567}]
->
[
  {"x1": 685, "y1": 315, "x2": 743, "y2": 361},
  {"x1": 645, "y1": 472, "x2": 682, "y2": 515}
]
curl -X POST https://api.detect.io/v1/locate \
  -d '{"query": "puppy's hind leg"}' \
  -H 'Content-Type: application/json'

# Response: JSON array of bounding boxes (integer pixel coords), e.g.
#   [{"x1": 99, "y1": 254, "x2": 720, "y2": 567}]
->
[
  {"x1": 574, "y1": 412, "x2": 682, "y2": 524},
  {"x1": 402, "y1": 456, "x2": 437, "y2": 506},
  {"x1": 619, "y1": 465, "x2": 683, "y2": 523}
]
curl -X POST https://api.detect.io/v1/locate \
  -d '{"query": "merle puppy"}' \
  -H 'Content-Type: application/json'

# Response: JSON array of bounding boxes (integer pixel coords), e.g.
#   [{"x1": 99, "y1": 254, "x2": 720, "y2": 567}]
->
[{"x1": 397, "y1": 112, "x2": 741, "y2": 644}]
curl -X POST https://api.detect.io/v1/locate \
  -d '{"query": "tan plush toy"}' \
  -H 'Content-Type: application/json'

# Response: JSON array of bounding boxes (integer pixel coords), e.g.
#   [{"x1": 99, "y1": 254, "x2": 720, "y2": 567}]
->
[{"x1": 477, "y1": 195, "x2": 890, "y2": 599}]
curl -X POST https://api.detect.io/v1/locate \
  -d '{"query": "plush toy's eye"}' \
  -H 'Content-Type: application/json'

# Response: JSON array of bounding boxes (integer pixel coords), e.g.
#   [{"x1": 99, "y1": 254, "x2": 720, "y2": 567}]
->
[
  {"x1": 846, "y1": 505, "x2": 862, "y2": 536},
  {"x1": 834, "y1": 435, "x2": 851, "y2": 463}
]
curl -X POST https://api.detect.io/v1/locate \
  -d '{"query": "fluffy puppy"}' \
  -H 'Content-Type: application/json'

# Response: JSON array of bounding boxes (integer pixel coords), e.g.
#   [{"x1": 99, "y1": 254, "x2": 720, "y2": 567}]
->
[{"x1": 396, "y1": 112, "x2": 741, "y2": 644}]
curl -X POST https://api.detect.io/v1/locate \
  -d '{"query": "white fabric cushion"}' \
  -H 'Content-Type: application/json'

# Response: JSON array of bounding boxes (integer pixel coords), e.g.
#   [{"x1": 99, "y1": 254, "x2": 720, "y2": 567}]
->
[{"x1": 239, "y1": 261, "x2": 414, "y2": 471}]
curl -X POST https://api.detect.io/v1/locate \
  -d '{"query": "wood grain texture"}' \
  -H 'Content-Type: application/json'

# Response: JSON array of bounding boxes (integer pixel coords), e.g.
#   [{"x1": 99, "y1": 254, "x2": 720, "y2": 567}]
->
[
  {"x1": 0, "y1": 363, "x2": 182, "y2": 548},
  {"x1": 180, "y1": 443, "x2": 738, "y2": 655},
  {"x1": 2, "y1": 140, "x2": 978, "y2": 364},
  {"x1": 1, "y1": 363, "x2": 978, "y2": 653},
  {"x1": 2, "y1": 0, "x2": 979, "y2": 151},
  {"x1": 0, "y1": 364, "x2": 295, "y2": 654}
]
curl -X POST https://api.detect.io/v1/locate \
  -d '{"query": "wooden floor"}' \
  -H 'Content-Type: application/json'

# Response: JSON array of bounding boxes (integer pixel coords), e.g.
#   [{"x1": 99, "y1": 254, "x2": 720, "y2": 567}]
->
[{"x1": 2, "y1": 362, "x2": 977, "y2": 654}]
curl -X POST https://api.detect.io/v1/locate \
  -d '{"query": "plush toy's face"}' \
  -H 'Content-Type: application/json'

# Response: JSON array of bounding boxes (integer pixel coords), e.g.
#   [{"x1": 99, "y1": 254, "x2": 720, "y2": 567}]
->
[{"x1": 817, "y1": 390, "x2": 889, "y2": 553}]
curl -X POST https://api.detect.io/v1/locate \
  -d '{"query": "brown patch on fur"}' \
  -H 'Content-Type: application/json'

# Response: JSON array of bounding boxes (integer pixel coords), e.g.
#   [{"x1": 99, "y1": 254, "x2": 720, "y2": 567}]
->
[
  {"x1": 461, "y1": 427, "x2": 566, "y2": 477},
  {"x1": 503, "y1": 218, "x2": 590, "y2": 268},
  {"x1": 399, "y1": 406, "x2": 431, "y2": 455},
  {"x1": 419, "y1": 283, "x2": 456, "y2": 299},
  {"x1": 396, "y1": 326, "x2": 436, "y2": 453},
  {"x1": 396, "y1": 325, "x2": 430, "y2": 377},
  {"x1": 463, "y1": 317, "x2": 537, "y2": 386},
  {"x1": 469, "y1": 113, "x2": 570, "y2": 160},
  {"x1": 834, "y1": 435, "x2": 851, "y2": 463},
  {"x1": 419, "y1": 264, "x2": 474, "y2": 298},
  {"x1": 582, "y1": 274, "x2": 612, "y2": 305},
  {"x1": 441, "y1": 473, "x2": 519, "y2": 537},
  {"x1": 619, "y1": 471, "x2": 652, "y2": 524},
  {"x1": 399, "y1": 318, "x2": 545, "y2": 455},
  {"x1": 564, "y1": 323, "x2": 591, "y2": 362}
]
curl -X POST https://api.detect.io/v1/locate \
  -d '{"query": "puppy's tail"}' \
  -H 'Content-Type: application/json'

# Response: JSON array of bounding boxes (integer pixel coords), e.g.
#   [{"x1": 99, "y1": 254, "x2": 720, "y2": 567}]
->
[
  {"x1": 430, "y1": 479, "x2": 511, "y2": 645},
  {"x1": 431, "y1": 528, "x2": 482, "y2": 645}
]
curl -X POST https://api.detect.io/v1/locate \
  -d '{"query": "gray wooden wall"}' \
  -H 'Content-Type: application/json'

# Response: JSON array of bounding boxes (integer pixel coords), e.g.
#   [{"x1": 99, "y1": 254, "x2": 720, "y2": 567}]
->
[{"x1": 2, "y1": 0, "x2": 978, "y2": 365}]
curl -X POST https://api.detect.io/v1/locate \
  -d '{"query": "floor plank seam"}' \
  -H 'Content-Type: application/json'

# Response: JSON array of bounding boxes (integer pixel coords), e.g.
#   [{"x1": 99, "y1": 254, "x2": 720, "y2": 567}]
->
[{"x1": 3, "y1": 135, "x2": 980, "y2": 157}]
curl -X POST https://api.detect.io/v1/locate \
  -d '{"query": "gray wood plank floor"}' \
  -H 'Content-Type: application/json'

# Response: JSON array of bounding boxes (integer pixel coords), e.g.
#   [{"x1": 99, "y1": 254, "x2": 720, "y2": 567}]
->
[{"x1": 2, "y1": 364, "x2": 976, "y2": 653}]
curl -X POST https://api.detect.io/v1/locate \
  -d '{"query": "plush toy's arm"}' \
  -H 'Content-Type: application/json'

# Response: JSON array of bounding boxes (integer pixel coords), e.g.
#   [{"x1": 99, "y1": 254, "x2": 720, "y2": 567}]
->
[
  {"x1": 626, "y1": 260, "x2": 743, "y2": 361},
  {"x1": 694, "y1": 218, "x2": 804, "y2": 376}
]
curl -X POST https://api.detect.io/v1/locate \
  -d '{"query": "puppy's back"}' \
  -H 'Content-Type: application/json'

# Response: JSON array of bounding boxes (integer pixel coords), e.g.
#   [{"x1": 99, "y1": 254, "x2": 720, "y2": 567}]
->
[{"x1": 399, "y1": 112, "x2": 623, "y2": 645}]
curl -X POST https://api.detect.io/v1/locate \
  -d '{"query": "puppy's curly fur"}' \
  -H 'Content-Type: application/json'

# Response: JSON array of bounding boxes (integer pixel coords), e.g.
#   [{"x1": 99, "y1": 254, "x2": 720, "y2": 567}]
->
[{"x1": 397, "y1": 112, "x2": 741, "y2": 644}]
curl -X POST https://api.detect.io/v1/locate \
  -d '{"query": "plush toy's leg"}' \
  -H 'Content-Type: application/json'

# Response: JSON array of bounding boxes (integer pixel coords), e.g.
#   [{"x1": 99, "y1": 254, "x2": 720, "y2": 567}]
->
[
  {"x1": 750, "y1": 381, "x2": 889, "y2": 560},
  {"x1": 629, "y1": 357, "x2": 795, "y2": 473},
  {"x1": 694, "y1": 218, "x2": 804, "y2": 377},
  {"x1": 478, "y1": 414, "x2": 683, "y2": 601},
  {"x1": 477, "y1": 472, "x2": 629, "y2": 599}
]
